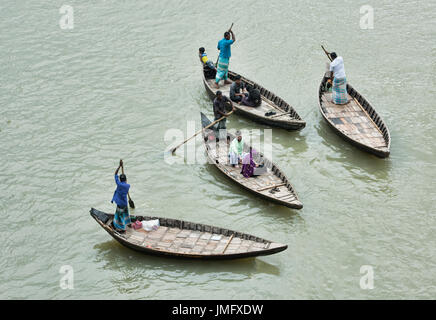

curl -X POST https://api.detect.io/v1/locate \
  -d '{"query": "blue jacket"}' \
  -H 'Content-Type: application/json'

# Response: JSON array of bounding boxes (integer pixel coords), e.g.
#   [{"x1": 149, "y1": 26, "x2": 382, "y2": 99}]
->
[{"x1": 111, "y1": 174, "x2": 130, "y2": 207}]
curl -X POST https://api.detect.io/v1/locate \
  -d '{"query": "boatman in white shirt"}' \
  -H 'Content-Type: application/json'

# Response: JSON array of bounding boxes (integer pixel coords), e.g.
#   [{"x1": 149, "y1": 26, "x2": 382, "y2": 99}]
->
[{"x1": 327, "y1": 52, "x2": 348, "y2": 104}]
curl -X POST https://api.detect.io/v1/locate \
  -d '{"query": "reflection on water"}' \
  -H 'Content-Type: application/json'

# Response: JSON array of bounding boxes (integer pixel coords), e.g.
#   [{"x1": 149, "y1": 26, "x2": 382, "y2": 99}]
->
[
  {"x1": 198, "y1": 159, "x2": 305, "y2": 220},
  {"x1": 316, "y1": 121, "x2": 392, "y2": 170},
  {"x1": 94, "y1": 241, "x2": 280, "y2": 276},
  {"x1": 269, "y1": 129, "x2": 309, "y2": 156},
  {"x1": 93, "y1": 240, "x2": 281, "y2": 294},
  {"x1": 315, "y1": 120, "x2": 394, "y2": 196}
]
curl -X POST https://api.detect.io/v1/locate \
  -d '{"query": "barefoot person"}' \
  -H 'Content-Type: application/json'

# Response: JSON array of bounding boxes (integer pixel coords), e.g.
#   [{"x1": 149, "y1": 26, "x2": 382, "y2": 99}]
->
[
  {"x1": 327, "y1": 52, "x2": 348, "y2": 104},
  {"x1": 111, "y1": 160, "x2": 131, "y2": 233},
  {"x1": 215, "y1": 28, "x2": 236, "y2": 88}
]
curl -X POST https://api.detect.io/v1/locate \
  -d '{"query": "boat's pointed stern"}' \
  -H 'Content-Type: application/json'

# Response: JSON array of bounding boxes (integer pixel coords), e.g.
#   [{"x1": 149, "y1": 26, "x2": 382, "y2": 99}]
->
[
  {"x1": 268, "y1": 242, "x2": 288, "y2": 254},
  {"x1": 286, "y1": 199, "x2": 303, "y2": 210},
  {"x1": 376, "y1": 147, "x2": 390, "y2": 158},
  {"x1": 200, "y1": 112, "x2": 212, "y2": 128},
  {"x1": 90, "y1": 208, "x2": 110, "y2": 224}
]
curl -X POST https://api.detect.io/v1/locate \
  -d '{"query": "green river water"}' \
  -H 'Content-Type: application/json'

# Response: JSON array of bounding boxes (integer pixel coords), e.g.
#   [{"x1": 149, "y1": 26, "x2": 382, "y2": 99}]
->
[{"x1": 0, "y1": 0, "x2": 435, "y2": 299}]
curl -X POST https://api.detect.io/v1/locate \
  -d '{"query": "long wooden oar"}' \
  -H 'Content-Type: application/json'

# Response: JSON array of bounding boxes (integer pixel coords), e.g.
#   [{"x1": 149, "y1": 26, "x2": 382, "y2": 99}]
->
[
  {"x1": 321, "y1": 45, "x2": 332, "y2": 62},
  {"x1": 267, "y1": 111, "x2": 293, "y2": 119},
  {"x1": 171, "y1": 109, "x2": 234, "y2": 154},
  {"x1": 215, "y1": 23, "x2": 234, "y2": 67},
  {"x1": 257, "y1": 183, "x2": 286, "y2": 192},
  {"x1": 321, "y1": 45, "x2": 334, "y2": 89},
  {"x1": 121, "y1": 165, "x2": 135, "y2": 209},
  {"x1": 222, "y1": 234, "x2": 234, "y2": 254}
]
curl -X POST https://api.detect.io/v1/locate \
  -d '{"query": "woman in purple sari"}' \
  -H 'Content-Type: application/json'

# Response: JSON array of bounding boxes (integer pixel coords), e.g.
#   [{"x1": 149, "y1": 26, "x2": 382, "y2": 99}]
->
[{"x1": 241, "y1": 147, "x2": 258, "y2": 178}]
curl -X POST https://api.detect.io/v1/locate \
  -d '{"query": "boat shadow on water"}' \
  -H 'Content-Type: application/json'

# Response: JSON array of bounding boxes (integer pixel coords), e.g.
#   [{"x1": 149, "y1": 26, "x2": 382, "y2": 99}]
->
[
  {"x1": 230, "y1": 117, "x2": 310, "y2": 157},
  {"x1": 315, "y1": 120, "x2": 393, "y2": 176},
  {"x1": 93, "y1": 240, "x2": 281, "y2": 276},
  {"x1": 270, "y1": 129, "x2": 309, "y2": 156},
  {"x1": 197, "y1": 164, "x2": 305, "y2": 222}
]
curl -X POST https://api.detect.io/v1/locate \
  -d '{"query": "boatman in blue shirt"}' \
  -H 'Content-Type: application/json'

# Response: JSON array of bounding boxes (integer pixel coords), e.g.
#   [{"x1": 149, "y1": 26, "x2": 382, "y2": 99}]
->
[
  {"x1": 215, "y1": 28, "x2": 236, "y2": 88},
  {"x1": 111, "y1": 159, "x2": 131, "y2": 233}
]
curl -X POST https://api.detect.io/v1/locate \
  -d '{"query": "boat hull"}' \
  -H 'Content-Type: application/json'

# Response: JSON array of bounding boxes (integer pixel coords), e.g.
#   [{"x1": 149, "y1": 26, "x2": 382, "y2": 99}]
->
[
  {"x1": 90, "y1": 208, "x2": 288, "y2": 260},
  {"x1": 202, "y1": 67, "x2": 305, "y2": 130},
  {"x1": 318, "y1": 76, "x2": 390, "y2": 158}
]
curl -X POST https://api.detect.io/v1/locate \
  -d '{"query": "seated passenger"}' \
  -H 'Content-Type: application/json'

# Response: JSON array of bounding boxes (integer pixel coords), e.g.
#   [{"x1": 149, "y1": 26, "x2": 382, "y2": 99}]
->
[
  {"x1": 240, "y1": 85, "x2": 261, "y2": 107},
  {"x1": 241, "y1": 147, "x2": 260, "y2": 178},
  {"x1": 229, "y1": 75, "x2": 248, "y2": 103},
  {"x1": 199, "y1": 47, "x2": 216, "y2": 71}
]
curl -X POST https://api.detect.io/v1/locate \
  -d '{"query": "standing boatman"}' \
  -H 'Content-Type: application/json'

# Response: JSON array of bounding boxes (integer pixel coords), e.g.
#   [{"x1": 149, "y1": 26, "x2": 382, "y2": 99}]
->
[
  {"x1": 111, "y1": 159, "x2": 131, "y2": 233},
  {"x1": 327, "y1": 52, "x2": 348, "y2": 104},
  {"x1": 215, "y1": 27, "x2": 236, "y2": 88},
  {"x1": 213, "y1": 91, "x2": 234, "y2": 141}
]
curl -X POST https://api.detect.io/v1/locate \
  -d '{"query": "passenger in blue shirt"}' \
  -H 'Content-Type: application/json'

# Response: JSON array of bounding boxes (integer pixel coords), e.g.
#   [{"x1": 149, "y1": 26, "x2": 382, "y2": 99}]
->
[
  {"x1": 111, "y1": 159, "x2": 131, "y2": 233},
  {"x1": 215, "y1": 29, "x2": 236, "y2": 88}
]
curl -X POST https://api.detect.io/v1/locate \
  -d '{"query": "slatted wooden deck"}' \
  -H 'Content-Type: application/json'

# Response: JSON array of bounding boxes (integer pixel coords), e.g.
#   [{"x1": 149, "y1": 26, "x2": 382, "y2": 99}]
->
[
  {"x1": 321, "y1": 93, "x2": 388, "y2": 149},
  {"x1": 121, "y1": 222, "x2": 273, "y2": 256}
]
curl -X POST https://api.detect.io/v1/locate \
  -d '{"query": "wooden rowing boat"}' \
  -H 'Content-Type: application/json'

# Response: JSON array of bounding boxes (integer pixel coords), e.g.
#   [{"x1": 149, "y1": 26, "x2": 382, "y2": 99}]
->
[
  {"x1": 200, "y1": 112, "x2": 303, "y2": 209},
  {"x1": 90, "y1": 208, "x2": 287, "y2": 260},
  {"x1": 202, "y1": 64, "x2": 305, "y2": 130},
  {"x1": 318, "y1": 72, "x2": 391, "y2": 158}
]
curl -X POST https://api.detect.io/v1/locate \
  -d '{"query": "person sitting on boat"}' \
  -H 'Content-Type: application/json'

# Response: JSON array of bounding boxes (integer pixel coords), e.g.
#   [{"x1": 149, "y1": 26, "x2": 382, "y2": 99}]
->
[
  {"x1": 327, "y1": 52, "x2": 348, "y2": 105},
  {"x1": 229, "y1": 75, "x2": 248, "y2": 103},
  {"x1": 229, "y1": 130, "x2": 245, "y2": 167},
  {"x1": 215, "y1": 29, "x2": 236, "y2": 88},
  {"x1": 241, "y1": 147, "x2": 260, "y2": 178},
  {"x1": 199, "y1": 47, "x2": 216, "y2": 72},
  {"x1": 240, "y1": 84, "x2": 261, "y2": 107},
  {"x1": 111, "y1": 160, "x2": 131, "y2": 233},
  {"x1": 213, "y1": 91, "x2": 234, "y2": 140}
]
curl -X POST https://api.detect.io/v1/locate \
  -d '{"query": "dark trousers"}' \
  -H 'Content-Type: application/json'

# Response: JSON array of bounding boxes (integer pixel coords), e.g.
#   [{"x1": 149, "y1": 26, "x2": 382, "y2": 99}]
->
[{"x1": 230, "y1": 93, "x2": 248, "y2": 103}]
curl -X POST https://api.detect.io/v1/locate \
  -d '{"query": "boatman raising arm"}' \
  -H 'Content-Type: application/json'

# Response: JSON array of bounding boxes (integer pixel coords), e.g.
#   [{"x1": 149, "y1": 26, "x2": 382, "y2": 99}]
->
[
  {"x1": 111, "y1": 159, "x2": 131, "y2": 233},
  {"x1": 215, "y1": 28, "x2": 236, "y2": 88},
  {"x1": 327, "y1": 52, "x2": 348, "y2": 105}
]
